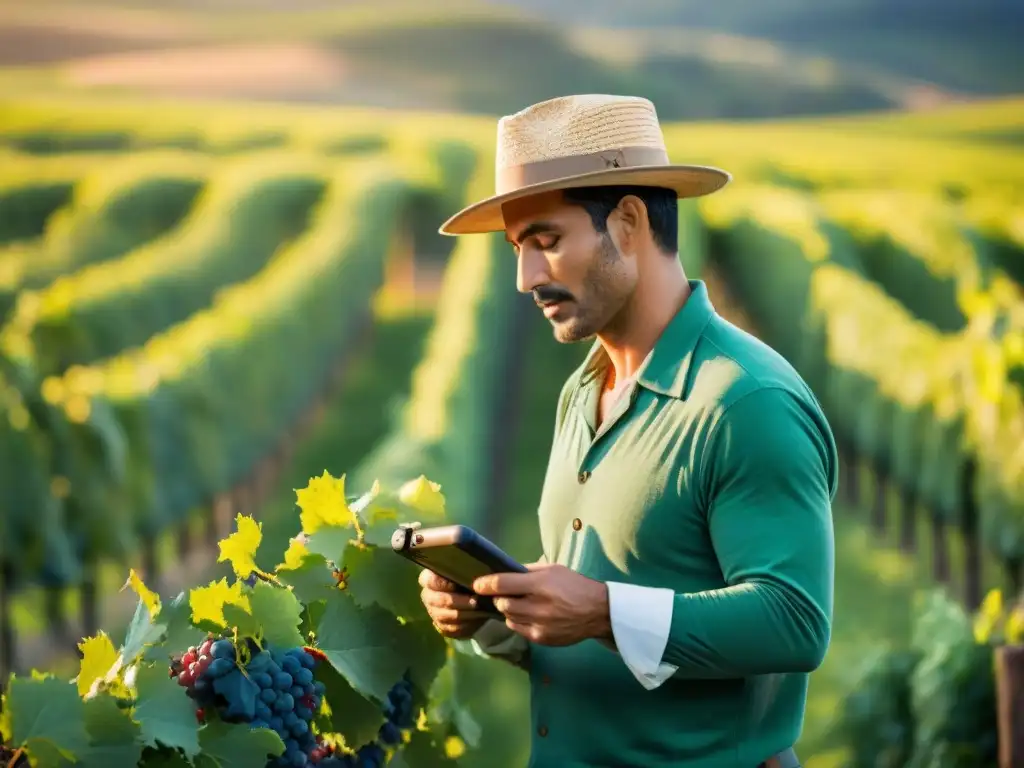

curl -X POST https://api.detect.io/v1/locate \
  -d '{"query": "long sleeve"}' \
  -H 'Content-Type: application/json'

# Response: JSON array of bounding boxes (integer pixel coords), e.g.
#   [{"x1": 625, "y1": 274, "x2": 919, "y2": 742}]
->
[{"x1": 662, "y1": 386, "x2": 836, "y2": 678}]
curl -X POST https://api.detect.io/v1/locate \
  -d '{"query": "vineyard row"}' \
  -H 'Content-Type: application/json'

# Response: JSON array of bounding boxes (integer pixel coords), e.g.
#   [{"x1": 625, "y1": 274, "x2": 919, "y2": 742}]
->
[{"x1": 698, "y1": 184, "x2": 1024, "y2": 598}]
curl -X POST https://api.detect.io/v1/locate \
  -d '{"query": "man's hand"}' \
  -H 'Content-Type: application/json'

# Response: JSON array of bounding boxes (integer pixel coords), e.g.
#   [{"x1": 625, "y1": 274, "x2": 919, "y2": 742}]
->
[
  {"x1": 418, "y1": 569, "x2": 493, "y2": 639},
  {"x1": 472, "y1": 563, "x2": 612, "y2": 647}
]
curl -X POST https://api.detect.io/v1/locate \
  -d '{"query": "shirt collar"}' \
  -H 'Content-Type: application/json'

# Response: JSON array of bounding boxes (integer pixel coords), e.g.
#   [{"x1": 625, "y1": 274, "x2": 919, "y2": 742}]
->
[{"x1": 578, "y1": 279, "x2": 715, "y2": 400}]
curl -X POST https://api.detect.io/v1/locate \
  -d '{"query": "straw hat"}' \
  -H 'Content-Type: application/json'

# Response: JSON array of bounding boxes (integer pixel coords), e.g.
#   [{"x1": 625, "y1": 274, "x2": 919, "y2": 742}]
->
[{"x1": 438, "y1": 94, "x2": 730, "y2": 235}]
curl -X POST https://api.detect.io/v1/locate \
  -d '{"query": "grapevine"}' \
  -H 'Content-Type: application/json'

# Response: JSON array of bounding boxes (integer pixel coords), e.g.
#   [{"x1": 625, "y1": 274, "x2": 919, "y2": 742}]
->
[{"x1": 0, "y1": 471, "x2": 477, "y2": 768}]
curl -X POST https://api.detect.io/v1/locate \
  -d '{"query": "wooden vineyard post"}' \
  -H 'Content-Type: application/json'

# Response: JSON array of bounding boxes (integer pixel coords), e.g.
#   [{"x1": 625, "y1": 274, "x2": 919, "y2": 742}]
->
[
  {"x1": 79, "y1": 558, "x2": 99, "y2": 637},
  {"x1": 931, "y1": 516, "x2": 952, "y2": 584},
  {"x1": 213, "y1": 493, "x2": 234, "y2": 540},
  {"x1": 872, "y1": 467, "x2": 888, "y2": 535},
  {"x1": 0, "y1": 560, "x2": 14, "y2": 687},
  {"x1": 961, "y1": 459, "x2": 983, "y2": 610},
  {"x1": 899, "y1": 485, "x2": 918, "y2": 553},
  {"x1": 1008, "y1": 561, "x2": 1024, "y2": 600},
  {"x1": 997, "y1": 644, "x2": 1024, "y2": 767}
]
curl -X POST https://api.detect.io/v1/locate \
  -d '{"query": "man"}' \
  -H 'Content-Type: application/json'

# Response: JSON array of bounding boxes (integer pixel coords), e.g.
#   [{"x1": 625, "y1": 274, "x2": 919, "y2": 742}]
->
[{"x1": 418, "y1": 94, "x2": 837, "y2": 768}]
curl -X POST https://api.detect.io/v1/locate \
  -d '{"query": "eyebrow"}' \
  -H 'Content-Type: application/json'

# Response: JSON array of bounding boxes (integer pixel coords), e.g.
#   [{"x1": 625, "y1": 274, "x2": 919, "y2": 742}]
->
[{"x1": 506, "y1": 220, "x2": 559, "y2": 246}]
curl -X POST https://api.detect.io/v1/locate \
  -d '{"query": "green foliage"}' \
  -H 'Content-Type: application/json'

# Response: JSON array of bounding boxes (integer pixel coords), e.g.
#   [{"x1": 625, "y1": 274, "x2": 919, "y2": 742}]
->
[
  {"x1": 0, "y1": 138, "x2": 482, "y2": 598},
  {"x1": 0, "y1": 152, "x2": 210, "y2": 321},
  {"x1": 5, "y1": 155, "x2": 328, "y2": 374},
  {"x1": 0, "y1": 480, "x2": 475, "y2": 767},
  {"x1": 833, "y1": 590, "x2": 998, "y2": 768},
  {"x1": 701, "y1": 180, "x2": 1024, "y2": 554}
]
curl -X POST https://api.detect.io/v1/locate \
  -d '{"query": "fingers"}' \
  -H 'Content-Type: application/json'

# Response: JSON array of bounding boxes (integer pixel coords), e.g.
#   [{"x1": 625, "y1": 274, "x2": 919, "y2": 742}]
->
[
  {"x1": 418, "y1": 568, "x2": 459, "y2": 593},
  {"x1": 492, "y1": 596, "x2": 532, "y2": 622},
  {"x1": 472, "y1": 571, "x2": 536, "y2": 596},
  {"x1": 420, "y1": 587, "x2": 479, "y2": 612}
]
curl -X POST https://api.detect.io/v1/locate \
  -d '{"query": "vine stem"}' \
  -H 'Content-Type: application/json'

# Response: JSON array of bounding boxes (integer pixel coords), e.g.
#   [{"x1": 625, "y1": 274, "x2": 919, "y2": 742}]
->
[{"x1": 6, "y1": 746, "x2": 23, "y2": 768}]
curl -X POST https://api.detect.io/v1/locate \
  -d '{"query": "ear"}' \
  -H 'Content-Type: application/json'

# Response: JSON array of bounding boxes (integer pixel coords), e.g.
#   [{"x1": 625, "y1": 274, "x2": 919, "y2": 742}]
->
[{"x1": 608, "y1": 194, "x2": 648, "y2": 255}]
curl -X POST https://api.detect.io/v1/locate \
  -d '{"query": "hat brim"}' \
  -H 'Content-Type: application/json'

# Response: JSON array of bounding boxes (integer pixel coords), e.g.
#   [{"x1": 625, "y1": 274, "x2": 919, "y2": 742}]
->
[{"x1": 438, "y1": 163, "x2": 730, "y2": 235}]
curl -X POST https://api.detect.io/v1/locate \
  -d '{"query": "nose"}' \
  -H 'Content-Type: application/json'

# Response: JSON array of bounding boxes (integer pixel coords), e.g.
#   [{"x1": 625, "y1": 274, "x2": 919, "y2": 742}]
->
[{"x1": 516, "y1": 246, "x2": 548, "y2": 295}]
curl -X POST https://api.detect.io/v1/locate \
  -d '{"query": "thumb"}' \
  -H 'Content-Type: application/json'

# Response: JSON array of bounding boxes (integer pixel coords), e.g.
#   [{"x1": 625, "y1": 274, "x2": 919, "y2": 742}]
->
[{"x1": 524, "y1": 561, "x2": 553, "y2": 571}]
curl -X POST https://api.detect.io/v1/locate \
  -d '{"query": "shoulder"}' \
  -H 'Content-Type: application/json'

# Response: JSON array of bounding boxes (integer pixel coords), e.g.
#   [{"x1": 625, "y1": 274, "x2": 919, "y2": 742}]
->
[
  {"x1": 692, "y1": 312, "x2": 823, "y2": 414},
  {"x1": 691, "y1": 316, "x2": 838, "y2": 496}
]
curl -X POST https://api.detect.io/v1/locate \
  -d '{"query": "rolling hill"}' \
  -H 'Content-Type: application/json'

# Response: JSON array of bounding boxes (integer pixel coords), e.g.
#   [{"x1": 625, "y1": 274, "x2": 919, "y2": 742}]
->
[{"x1": 1, "y1": 0, "x2": 1014, "y2": 119}]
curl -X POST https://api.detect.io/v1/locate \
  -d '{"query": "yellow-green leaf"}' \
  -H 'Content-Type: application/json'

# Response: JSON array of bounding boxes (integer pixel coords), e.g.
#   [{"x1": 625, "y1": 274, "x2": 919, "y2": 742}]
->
[
  {"x1": 295, "y1": 471, "x2": 355, "y2": 534},
  {"x1": 278, "y1": 537, "x2": 309, "y2": 572},
  {"x1": 75, "y1": 632, "x2": 119, "y2": 698},
  {"x1": 190, "y1": 578, "x2": 250, "y2": 628},
  {"x1": 218, "y1": 515, "x2": 262, "y2": 579},
  {"x1": 122, "y1": 569, "x2": 160, "y2": 618},
  {"x1": 398, "y1": 475, "x2": 446, "y2": 520}
]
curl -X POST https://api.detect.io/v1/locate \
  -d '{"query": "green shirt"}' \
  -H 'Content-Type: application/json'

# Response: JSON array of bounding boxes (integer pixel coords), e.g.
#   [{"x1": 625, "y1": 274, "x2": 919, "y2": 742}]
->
[{"x1": 528, "y1": 279, "x2": 837, "y2": 767}]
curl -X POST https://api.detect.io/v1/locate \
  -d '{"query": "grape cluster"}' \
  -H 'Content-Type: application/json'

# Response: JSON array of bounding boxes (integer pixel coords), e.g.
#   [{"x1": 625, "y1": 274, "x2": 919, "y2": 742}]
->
[
  {"x1": 170, "y1": 635, "x2": 418, "y2": 768},
  {"x1": 171, "y1": 636, "x2": 326, "y2": 767},
  {"x1": 314, "y1": 676, "x2": 415, "y2": 768}
]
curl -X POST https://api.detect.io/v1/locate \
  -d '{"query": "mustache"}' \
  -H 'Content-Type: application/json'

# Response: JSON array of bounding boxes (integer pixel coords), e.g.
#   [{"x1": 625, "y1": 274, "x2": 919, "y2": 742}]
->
[{"x1": 533, "y1": 285, "x2": 574, "y2": 305}]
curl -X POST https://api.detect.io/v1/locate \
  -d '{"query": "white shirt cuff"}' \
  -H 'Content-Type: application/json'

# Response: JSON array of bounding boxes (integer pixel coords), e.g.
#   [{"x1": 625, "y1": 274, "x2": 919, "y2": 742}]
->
[{"x1": 604, "y1": 582, "x2": 678, "y2": 690}]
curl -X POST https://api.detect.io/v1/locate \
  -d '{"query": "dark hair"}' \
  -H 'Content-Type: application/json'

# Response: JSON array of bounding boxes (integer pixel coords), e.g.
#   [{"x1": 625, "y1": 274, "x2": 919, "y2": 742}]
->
[{"x1": 562, "y1": 185, "x2": 678, "y2": 254}]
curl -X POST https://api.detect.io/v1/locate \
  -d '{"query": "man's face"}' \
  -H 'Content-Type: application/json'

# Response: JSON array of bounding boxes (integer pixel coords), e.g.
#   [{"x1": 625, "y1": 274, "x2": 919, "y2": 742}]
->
[{"x1": 502, "y1": 190, "x2": 637, "y2": 343}]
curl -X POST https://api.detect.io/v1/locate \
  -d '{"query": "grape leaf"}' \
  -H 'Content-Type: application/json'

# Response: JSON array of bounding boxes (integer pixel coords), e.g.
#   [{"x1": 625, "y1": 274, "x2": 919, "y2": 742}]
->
[
  {"x1": 137, "y1": 750, "x2": 193, "y2": 767},
  {"x1": 275, "y1": 551, "x2": 336, "y2": 606},
  {"x1": 315, "y1": 591, "x2": 408, "y2": 703},
  {"x1": 222, "y1": 604, "x2": 261, "y2": 641},
  {"x1": 295, "y1": 471, "x2": 356, "y2": 532},
  {"x1": 133, "y1": 663, "x2": 201, "y2": 758},
  {"x1": 397, "y1": 475, "x2": 446, "y2": 520},
  {"x1": 314, "y1": 660, "x2": 384, "y2": 749},
  {"x1": 278, "y1": 536, "x2": 310, "y2": 571},
  {"x1": 77, "y1": 692, "x2": 144, "y2": 768},
  {"x1": 352, "y1": 483, "x2": 400, "y2": 547},
  {"x1": 121, "y1": 600, "x2": 166, "y2": 665},
  {"x1": 426, "y1": 654, "x2": 481, "y2": 748},
  {"x1": 190, "y1": 577, "x2": 250, "y2": 628},
  {"x1": 122, "y1": 569, "x2": 161, "y2": 618},
  {"x1": 304, "y1": 524, "x2": 355, "y2": 566},
  {"x1": 2, "y1": 673, "x2": 89, "y2": 765},
  {"x1": 76, "y1": 631, "x2": 119, "y2": 697},
  {"x1": 194, "y1": 720, "x2": 285, "y2": 768},
  {"x1": 144, "y1": 592, "x2": 206, "y2": 664},
  {"x1": 246, "y1": 581, "x2": 305, "y2": 649},
  {"x1": 344, "y1": 544, "x2": 425, "y2": 620},
  {"x1": 392, "y1": 618, "x2": 448, "y2": 700},
  {"x1": 218, "y1": 514, "x2": 262, "y2": 579}
]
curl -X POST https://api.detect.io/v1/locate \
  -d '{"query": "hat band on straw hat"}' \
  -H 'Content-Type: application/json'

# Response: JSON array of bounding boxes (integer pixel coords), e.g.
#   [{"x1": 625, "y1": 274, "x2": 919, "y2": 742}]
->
[{"x1": 496, "y1": 145, "x2": 670, "y2": 195}]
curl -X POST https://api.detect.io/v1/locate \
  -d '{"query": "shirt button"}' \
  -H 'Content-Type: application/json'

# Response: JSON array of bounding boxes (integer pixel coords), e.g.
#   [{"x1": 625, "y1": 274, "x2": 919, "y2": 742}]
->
[
  {"x1": 572, "y1": 518, "x2": 582, "y2": 531},
  {"x1": 538, "y1": 725, "x2": 549, "y2": 737},
  {"x1": 578, "y1": 470, "x2": 591, "y2": 484},
  {"x1": 542, "y1": 675, "x2": 552, "y2": 685}
]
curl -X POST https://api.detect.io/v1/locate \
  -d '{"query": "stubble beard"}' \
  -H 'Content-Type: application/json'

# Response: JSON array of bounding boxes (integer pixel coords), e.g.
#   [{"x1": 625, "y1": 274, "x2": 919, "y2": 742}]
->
[{"x1": 550, "y1": 235, "x2": 629, "y2": 344}]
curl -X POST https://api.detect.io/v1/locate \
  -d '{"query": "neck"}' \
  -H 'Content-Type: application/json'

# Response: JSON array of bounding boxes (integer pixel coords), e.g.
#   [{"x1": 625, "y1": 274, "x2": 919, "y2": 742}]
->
[{"x1": 597, "y1": 257, "x2": 690, "y2": 387}]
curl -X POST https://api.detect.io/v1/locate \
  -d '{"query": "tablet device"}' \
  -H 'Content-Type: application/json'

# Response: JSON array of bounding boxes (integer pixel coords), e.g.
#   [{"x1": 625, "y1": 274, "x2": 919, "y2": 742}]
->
[{"x1": 391, "y1": 523, "x2": 527, "y2": 615}]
